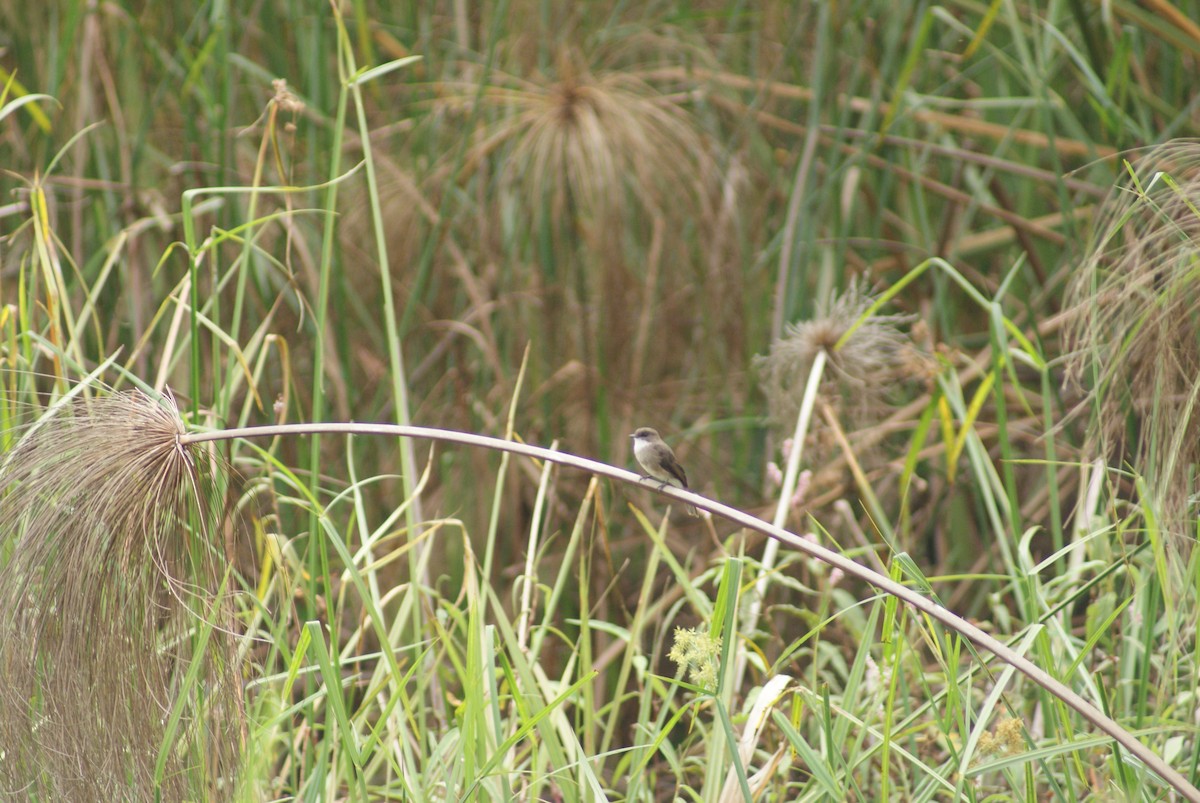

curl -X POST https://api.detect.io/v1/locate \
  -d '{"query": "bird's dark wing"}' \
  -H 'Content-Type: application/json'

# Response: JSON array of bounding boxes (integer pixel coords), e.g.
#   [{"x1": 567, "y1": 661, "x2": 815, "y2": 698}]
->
[{"x1": 664, "y1": 456, "x2": 689, "y2": 489}]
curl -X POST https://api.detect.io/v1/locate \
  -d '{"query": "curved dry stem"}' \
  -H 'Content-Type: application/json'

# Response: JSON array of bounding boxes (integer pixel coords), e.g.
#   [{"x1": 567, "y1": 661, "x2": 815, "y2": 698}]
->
[{"x1": 181, "y1": 419, "x2": 1198, "y2": 801}]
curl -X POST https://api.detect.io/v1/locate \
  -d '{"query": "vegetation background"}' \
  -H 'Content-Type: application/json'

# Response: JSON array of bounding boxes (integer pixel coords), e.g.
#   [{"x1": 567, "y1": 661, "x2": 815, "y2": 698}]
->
[{"x1": 2, "y1": 0, "x2": 1200, "y2": 800}]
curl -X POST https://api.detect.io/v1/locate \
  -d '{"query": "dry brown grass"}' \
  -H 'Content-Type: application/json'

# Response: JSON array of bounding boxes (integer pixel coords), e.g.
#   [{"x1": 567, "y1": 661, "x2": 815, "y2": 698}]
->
[
  {"x1": 1065, "y1": 139, "x2": 1200, "y2": 539},
  {"x1": 0, "y1": 388, "x2": 242, "y2": 801}
]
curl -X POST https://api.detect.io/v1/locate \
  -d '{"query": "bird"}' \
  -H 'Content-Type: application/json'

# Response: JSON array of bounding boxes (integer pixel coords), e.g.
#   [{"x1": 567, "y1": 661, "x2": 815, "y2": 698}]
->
[{"x1": 630, "y1": 427, "x2": 699, "y2": 516}]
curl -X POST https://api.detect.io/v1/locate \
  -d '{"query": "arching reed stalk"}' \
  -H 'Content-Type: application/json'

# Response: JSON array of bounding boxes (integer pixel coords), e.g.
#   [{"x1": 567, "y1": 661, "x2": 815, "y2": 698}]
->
[{"x1": 3, "y1": 385, "x2": 1198, "y2": 800}]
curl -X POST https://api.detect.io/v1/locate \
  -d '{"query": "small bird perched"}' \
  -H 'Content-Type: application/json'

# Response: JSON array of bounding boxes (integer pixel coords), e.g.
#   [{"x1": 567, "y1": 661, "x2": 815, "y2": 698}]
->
[{"x1": 630, "y1": 427, "x2": 699, "y2": 516}]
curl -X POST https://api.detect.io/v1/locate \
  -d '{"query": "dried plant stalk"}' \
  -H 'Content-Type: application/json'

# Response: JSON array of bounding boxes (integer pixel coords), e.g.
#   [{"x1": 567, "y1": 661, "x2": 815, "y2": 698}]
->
[{"x1": 0, "y1": 389, "x2": 241, "y2": 801}]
